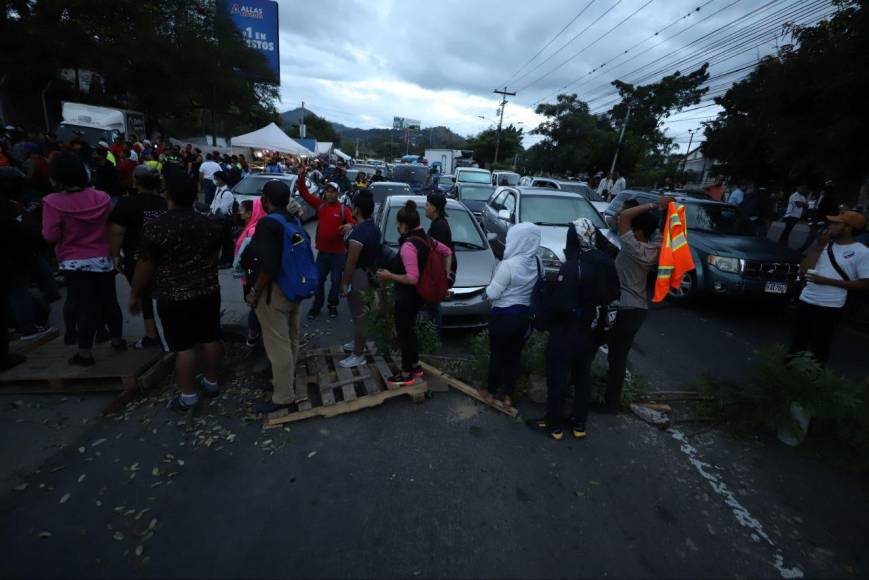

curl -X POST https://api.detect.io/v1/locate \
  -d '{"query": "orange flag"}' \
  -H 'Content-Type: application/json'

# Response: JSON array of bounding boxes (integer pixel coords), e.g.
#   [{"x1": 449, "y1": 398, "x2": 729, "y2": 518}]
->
[{"x1": 652, "y1": 201, "x2": 696, "y2": 303}]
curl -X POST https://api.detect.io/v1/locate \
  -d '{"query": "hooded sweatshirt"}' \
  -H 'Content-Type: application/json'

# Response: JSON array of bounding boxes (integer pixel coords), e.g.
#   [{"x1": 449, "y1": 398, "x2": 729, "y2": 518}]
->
[
  {"x1": 486, "y1": 222, "x2": 542, "y2": 309},
  {"x1": 42, "y1": 187, "x2": 112, "y2": 263}
]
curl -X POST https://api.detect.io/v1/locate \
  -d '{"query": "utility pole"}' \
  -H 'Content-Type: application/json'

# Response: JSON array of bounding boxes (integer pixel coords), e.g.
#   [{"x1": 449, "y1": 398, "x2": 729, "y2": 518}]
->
[
  {"x1": 609, "y1": 100, "x2": 633, "y2": 176},
  {"x1": 300, "y1": 101, "x2": 306, "y2": 139},
  {"x1": 493, "y1": 87, "x2": 516, "y2": 166},
  {"x1": 681, "y1": 128, "x2": 696, "y2": 173}
]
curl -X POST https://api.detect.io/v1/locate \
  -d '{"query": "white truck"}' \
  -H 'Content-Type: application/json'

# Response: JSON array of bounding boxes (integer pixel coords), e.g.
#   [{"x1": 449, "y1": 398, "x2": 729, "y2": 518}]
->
[
  {"x1": 55, "y1": 102, "x2": 146, "y2": 147},
  {"x1": 424, "y1": 148, "x2": 457, "y2": 174}
]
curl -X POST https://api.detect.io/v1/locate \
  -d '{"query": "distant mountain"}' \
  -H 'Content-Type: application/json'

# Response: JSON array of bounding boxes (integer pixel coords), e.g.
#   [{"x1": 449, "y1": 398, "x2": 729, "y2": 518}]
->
[{"x1": 279, "y1": 108, "x2": 468, "y2": 154}]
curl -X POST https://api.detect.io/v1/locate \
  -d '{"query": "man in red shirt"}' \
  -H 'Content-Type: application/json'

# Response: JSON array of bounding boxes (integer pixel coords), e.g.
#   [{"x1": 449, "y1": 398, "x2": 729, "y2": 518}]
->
[
  {"x1": 116, "y1": 150, "x2": 138, "y2": 195},
  {"x1": 297, "y1": 164, "x2": 355, "y2": 319}
]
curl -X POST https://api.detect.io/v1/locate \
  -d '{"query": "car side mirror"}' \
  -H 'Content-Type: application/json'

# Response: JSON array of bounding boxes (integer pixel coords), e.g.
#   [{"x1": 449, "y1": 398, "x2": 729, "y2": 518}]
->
[{"x1": 497, "y1": 209, "x2": 513, "y2": 222}]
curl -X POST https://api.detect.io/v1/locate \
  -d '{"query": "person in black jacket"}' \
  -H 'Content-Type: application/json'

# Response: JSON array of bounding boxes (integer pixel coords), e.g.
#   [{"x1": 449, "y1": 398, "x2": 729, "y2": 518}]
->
[
  {"x1": 528, "y1": 218, "x2": 620, "y2": 441},
  {"x1": 425, "y1": 193, "x2": 456, "y2": 328}
]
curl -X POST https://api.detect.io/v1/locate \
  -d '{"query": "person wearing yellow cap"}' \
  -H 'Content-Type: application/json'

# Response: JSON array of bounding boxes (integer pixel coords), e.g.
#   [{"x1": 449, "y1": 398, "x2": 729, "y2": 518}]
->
[{"x1": 790, "y1": 210, "x2": 869, "y2": 365}]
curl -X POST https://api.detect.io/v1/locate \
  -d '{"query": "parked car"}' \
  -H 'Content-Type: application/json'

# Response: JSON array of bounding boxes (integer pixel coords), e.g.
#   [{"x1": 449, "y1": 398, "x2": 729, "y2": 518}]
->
[
  {"x1": 368, "y1": 181, "x2": 413, "y2": 217},
  {"x1": 230, "y1": 173, "x2": 317, "y2": 222},
  {"x1": 481, "y1": 186, "x2": 620, "y2": 277},
  {"x1": 529, "y1": 177, "x2": 608, "y2": 213},
  {"x1": 454, "y1": 182, "x2": 495, "y2": 223},
  {"x1": 392, "y1": 164, "x2": 432, "y2": 194},
  {"x1": 455, "y1": 167, "x2": 492, "y2": 186},
  {"x1": 377, "y1": 195, "x2": 497, "y2": 328},
  {"x1": 492, "y1": 171, "x2": 520, "y2": 186},
  {"x1": 436, "y1": 174, "x2": 455, "y2": 195},
  {"x1": 603, "y1": 189, "x2": 662, "y2": 229},
  {"x1": 669, "y1": 198, "x2": 801, "y2": 300}
]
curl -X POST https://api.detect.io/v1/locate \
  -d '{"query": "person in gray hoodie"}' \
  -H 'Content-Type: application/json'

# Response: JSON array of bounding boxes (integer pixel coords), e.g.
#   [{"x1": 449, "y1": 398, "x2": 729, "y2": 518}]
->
[{"x1": 483, "y1": 222, "x2": 542, "y2": 406}]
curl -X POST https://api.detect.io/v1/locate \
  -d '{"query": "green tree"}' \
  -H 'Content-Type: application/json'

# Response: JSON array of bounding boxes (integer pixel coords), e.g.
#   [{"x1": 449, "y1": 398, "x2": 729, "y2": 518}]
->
[
  {"x1": 531, "y1": 95, "x2": 616, "y2": 174},
  {"x1": 286, "y1": 113, "x2": 342, "y2": 147},
  {"x1": 466, "y1": 124, "x2": 523, "y2": 168},
  {"x1": 703, "y1": 1, "x2": 865, "y2": 194}
]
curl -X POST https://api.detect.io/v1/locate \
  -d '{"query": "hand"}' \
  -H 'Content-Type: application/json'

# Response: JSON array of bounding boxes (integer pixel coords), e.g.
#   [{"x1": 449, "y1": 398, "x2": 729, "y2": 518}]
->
[
  {"x1": 245, "y1": 290, "x2": 259, "y2": 308},
  {"x1": 339, "y1": 223, "x2": 353, "y2": 236},
  {"x1": 340, "y1": 282, "x2": 349, "y2": 298},
  {"x1": 658, "y1": 196, "x2": 675, "y2": 210},
  {"x1": 128, "y1": 297, "x2": 142, "y2": 316},
  {"x1": 375, "y1": 269, "x2": 392, "y2": 282}
]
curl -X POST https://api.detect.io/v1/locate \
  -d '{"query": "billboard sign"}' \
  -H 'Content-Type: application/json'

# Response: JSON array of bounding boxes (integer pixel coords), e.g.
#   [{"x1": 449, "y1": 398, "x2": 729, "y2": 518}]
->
[
  {"x1": 227, "y1": 0, "x2": 280, "y2": 84},
  {"x1": 393, "y1": 116, "x2": 421, "y2": 130}
]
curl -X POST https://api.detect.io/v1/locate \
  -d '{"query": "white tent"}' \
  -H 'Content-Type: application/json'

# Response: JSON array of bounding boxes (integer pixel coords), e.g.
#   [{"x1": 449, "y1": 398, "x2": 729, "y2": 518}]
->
[
  {"x1": 230, "y1": 123, "x2": 314, "y2": 156},
  {"x1": 333, "y1": 148, "x2": 351, "y2": 162},
  {"x1": 315, "y1": 141, "x2": 333, "y2": 155}
]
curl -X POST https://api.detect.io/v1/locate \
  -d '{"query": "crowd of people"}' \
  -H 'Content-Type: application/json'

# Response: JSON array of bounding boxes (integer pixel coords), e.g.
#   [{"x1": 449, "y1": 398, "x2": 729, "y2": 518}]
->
[{"x1": 2, "y1": 125, "x2": 867, "y2": 434}]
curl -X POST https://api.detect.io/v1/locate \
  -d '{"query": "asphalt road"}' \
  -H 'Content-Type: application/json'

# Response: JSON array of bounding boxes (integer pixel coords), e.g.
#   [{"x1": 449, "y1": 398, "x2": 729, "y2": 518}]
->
[{"x1": 1, "y1": 218, "x2": 868, "y2": 578}]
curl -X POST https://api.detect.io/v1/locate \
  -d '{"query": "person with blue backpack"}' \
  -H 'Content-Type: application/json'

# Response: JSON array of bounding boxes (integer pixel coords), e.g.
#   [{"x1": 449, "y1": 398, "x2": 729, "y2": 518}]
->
[
  {"x1": 244, "y1": 180, "x2": 318, "y2": 415},
  {"x1": 482, "y1": 222, "x2": 541, "y2": 407}
]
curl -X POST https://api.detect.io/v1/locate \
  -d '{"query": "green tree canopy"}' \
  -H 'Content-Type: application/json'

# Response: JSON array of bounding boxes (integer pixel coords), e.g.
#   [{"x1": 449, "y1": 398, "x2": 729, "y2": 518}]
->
[
  {"x1": 466, "y1": 125, "x2": 523, "y2": 168},
  {"x1": 703, "y1": 1, "x2": 866, "y2": 195}
]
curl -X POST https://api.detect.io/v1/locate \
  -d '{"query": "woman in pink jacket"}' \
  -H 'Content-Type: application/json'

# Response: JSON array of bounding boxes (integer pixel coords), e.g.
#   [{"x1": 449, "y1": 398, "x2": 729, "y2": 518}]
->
[{"x1": 42, "y1": 153, "x2": 125, "y2": 366}]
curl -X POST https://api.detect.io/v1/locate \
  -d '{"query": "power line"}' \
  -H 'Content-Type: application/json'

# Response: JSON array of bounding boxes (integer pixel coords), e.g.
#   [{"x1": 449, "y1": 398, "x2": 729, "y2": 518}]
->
[
  {"x1": 515, "y1": 0, "x2": 658, "y2": 93},
  {"x1": 510, "y1": 0, "x2": 627, "y2": 88},
  {"x1": 500, "y1": 0, "x2": 597, "y2": 88}
]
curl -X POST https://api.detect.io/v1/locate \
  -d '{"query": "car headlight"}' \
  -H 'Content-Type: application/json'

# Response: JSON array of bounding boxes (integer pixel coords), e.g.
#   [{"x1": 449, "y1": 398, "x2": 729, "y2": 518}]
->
[
  {"x1": 707, "y1": 255, "x2": 744, "y2": 274},
  {"x1": 538, "y1": 247, "x2": 562, "y2": 269}
]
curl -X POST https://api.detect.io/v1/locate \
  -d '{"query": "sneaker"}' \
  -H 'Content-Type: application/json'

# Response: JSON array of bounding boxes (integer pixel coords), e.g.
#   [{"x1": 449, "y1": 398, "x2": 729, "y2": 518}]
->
[
  {"x1": 328, "y1": 306, "x2": 338, "y2": 319},
  {"x1": 68, "y1": 354, "x2": 96, "y2": 367},
  {"x1": 19, "y1": 326, "x2": 55, "y2": 342},
  {"x1": 338, "y1": 354, "x2": 367, "y2": 368},
  {"x1": 386, "y1": 372, "x2": 417, "y2": 388},
  {"x1": 307, "y1": 309, "x2": 320, "y2": 320},
  {"x1": 570, "y1": 420, "x2": 587, "y2": 439},
  {"x1": 135, "y1": 336, "x2": 164, "y2": 350},
  {"x1": 255, "y1": 400, "x2": 290, "y2": 415},
  {"x1": 168, "y1": 394, "x2": 199, "y2": 413},
  {"x1": 525, "y1": 418, "x2": 564, "y2": 441},
  {"x1": 196, "y1": 374, "x2": 221, "y2": 398}
]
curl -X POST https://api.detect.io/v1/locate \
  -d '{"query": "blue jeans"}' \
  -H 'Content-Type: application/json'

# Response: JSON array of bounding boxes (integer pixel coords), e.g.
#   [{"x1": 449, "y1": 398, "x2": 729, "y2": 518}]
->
[{"x1": 311, "y1": 252, "x2": 346, "y2": 312}]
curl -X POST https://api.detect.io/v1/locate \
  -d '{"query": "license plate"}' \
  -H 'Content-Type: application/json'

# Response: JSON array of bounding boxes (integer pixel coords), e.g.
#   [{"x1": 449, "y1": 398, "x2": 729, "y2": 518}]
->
[{"x1": 765, "y1": 282, "x2": 788, "y2": 294}]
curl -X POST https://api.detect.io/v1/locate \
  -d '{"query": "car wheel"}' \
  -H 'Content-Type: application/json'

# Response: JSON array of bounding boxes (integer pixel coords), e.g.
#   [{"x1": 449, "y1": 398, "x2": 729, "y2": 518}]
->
[{"x1": 668, "y1": 271, "x2": 696, "y2": 300}]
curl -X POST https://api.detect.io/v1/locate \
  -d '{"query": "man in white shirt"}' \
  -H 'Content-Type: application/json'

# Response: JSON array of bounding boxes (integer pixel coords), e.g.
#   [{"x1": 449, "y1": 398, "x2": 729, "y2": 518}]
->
[
  {"x1": 596, "y1": 173, "x2": 615, "y2": 200},
  {"x1": 198, "y1": 153, "x2": 222, "y2": 206},
  {"x1": 208, "y1": 171, "x2": 236, "y2": 267},
  {"x1": 611, "y1": 171, "x2": 626, "y2": 198},
  {"x1": 790, "y1": 211, "x2": 869, "y2": 365},
  {"x1": 778, "y1": 185, "x2": 808, "y2": 246}
]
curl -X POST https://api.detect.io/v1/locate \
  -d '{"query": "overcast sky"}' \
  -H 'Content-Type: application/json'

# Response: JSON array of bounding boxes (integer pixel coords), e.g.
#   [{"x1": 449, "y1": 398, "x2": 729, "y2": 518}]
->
[{"x1": 272, "y1": 0, "x2": 834, "y2": 150}]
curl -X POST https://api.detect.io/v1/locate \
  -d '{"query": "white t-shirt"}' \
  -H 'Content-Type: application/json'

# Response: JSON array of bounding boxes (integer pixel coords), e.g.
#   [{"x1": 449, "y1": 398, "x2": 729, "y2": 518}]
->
[
  {"x1": 612, "y1": 177, "x2": 626, "y2": 196},
  {"x1": 199, "y1": 160, "x2": 222, "y2": 182},
  {"x1": 210, "y1": 186, "x2": 235, "y2": 216},
  {"x1": 784, "y1": 192, "x2": 806, "y2": 219},
  {"x1": 800, "y1": 242, "x2": 869, "y2": 308}
]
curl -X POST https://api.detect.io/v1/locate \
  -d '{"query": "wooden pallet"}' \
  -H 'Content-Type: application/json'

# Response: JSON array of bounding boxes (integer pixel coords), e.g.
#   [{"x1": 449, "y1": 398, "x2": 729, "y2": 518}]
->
[
  {"x1": 263, "y1": 346, "x2": 428, "y2": 428},
  {"x1": 0, "y1": 337, "x2": 170, "y2": 394}
]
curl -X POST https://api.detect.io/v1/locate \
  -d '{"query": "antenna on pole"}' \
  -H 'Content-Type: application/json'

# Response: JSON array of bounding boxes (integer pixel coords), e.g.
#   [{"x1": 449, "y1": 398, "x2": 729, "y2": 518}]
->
[{"x1": 493, "y1": 87, "x2": 516, "y2": 165}]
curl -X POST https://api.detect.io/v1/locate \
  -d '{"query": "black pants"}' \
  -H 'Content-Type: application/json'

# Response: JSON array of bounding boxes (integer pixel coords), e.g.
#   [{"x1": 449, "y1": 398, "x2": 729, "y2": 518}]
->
[
  {"x1": 219, "y1": 218, "x2": 235, "y2": 265},
  {"x1": 487, "y1": 308, "x2": 530, "y2": 395},
  {"x1": 545, "y1": 319, "x2": 597, "y2": 428},
  {"x1": 778, "y1": 217, "x2": 800, "y2": 246},
  {"x1": 789, "y1": 300, "x2": 842, "y2": 366},
  {"x1": 606, "y1": 308, "x2": 648, "y2": 408},
  {"x1": 394, "y1": 290, "x2": 422, "y2": 372},
  {"x1": 124, "y1": 264, "x2": 155, "y2": 322},
  {"x1": 65, "y1": 271, "x2": 123, "y2": 350}
]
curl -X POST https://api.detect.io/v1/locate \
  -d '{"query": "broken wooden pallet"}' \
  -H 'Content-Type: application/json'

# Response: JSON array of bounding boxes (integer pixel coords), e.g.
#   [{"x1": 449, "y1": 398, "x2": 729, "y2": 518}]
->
[
  {"x1": 0, "y1": 337, "x2": 170, "y2": 395},
  {"x1": 419, "y1": 361, "x2": 518, "y2": 418},
  {"x1": 263, "y1": 347, "x2": 427, "y2": 428}
]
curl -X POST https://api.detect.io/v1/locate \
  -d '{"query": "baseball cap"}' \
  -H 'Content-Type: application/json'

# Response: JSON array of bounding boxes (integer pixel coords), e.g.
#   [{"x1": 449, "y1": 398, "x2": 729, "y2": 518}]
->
[
  {"x1": 827, "y1": 211, "x2": 866, "y2": 231},
  {"x1": 324, "y1": 181, "x2": 340, "y2": 192},
  {"x1": 427, "y1": 193, "x2": 447, "y2": 216}
]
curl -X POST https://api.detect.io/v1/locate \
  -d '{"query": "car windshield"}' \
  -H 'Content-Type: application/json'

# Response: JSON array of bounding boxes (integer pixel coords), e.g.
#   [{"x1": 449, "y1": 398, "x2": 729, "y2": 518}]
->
[
  {"x1": 520, "y1": 195, "x2": 606, "y2": 228},
  {"x1": 383, "y1": 206, "x2": 486, "y2": 250},
  {"x1": 684, "y1": 203, "x2": 755, "y2": 235},
  {"x1": 558, "y1": 182, "x2": 600, "y2": 201},
  {"x1": 457, "y1": 170, "x2": 491, "y2": 184},
  {"x1": 495, "y1": 173, "x2": 520, "y2": 186},
  {"x1": 459, "y1": 185, "x2": 494, "y2": 201},
  {"x1": 393, "y1": 165, "x2": 430, "y2": 184},
  {"x1": 233, "y1": 176, "x2": 294, "y2": 195},
  {"x1": 369, "y1": 184, "x2": 411, "y2": 203}
]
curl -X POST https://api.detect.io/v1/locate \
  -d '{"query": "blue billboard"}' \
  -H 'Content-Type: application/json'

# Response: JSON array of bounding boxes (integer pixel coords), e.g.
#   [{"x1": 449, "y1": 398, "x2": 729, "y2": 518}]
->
[{"x1": 226, "y1": 0, "x2": 280, "y2": 83}]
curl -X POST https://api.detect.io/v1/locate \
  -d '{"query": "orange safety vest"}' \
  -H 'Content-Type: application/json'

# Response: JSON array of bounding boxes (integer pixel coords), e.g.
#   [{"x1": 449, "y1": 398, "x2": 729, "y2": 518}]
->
[{"x1": 652, "y1": 202, "x2": 696, "y2": 303}]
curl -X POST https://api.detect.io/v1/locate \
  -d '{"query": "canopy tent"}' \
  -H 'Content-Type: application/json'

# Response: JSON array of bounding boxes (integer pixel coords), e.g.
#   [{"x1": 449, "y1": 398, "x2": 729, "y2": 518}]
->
[
  {"x1": 230, "y1": 123, "x2": 314, "y2": 156},
  {"x1": 333, "y1": 148, "x2": 352, "y2": 162},
  {"x1": 315, "y1": 142, "x2": 333, "y2": 155}
]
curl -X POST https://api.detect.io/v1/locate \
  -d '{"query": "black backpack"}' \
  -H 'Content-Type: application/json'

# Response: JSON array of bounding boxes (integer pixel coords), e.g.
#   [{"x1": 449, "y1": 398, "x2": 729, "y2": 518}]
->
[{"x1": 529, "y1": 258, "x2": 553, "y2": 331}]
